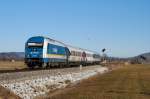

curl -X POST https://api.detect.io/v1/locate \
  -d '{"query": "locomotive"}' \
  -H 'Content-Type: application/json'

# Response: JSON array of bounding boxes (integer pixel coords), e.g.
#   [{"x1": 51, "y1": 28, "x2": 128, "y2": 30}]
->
[{"x1": 25, "y1": 36, "x2": 100, "y2": 68}]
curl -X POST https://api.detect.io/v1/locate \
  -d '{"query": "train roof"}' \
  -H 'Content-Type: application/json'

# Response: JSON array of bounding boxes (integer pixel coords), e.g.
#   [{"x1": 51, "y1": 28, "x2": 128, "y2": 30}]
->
[{"x1": 28, "y1": 36, "x2": 100, "y2": 54}]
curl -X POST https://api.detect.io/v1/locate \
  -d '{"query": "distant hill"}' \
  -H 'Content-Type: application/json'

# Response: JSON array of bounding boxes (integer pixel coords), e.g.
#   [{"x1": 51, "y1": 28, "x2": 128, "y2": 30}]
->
[
  {"x1": 138, "y1": 52, "x2": 150, "y2": 63},
  {"x1": 101, "y1": 52, "x2": 150, "y2": 64},
  {"x1": 0, "y1": 52, "x2": 24, "y2": 61},
  {"x1": 130, "y1": 52, "x2": 150, "y2": 64}
]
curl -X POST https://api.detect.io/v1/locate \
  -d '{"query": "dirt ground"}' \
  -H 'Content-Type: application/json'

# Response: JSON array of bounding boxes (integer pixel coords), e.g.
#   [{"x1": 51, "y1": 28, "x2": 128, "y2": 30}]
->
[{"x1": 40, "y1": 64, "x2": 150, "y2": 99}]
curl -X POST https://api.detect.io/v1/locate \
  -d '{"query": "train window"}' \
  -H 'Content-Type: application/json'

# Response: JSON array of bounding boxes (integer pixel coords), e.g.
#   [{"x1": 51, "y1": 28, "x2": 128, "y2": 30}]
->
[
  {"x1": 71, "y1": 51, "x2": 82, "y2": 56},
  {"x1": 28, "y1": 43, "x2": 43, "y2": 47},
  {"x1": 71, "y1": 51, "x2": 75, "y2": 56},
  {"x1": 77, "y1": 52, "x2": 80, "y2": 56},
  {"x1": 71, "y1": 51, "x2": 81, "y2": 56},
  {"x1": 76, "y1": 51, "x2": 80, "y2": 56},
  {"x1": 76, "y1": 52, "x2": 78, "y2": 56},
  {"x1": 75, "y1": 51, "x2": 77, "y2": 56},
  {"x1": 86, "y1": 53, "x2": 92, "y2": 57},
  {"x1": 93, "y1": 54, "x2": 100, "y2": 58},
  {"x1": 47, "y1": 44, "x2": 66, "y2": 55}
]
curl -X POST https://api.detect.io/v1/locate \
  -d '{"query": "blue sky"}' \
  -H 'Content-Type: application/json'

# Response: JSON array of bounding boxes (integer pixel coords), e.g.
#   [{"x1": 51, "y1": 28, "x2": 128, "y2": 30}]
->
[{"x1": 0, "y1": 0, "x2": 150, "y2": 57}]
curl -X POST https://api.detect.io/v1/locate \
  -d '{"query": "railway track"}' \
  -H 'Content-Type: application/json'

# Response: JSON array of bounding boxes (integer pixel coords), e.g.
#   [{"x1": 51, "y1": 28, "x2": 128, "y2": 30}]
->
[
  {"x1": 0, "y1": 65, "x2": 108, "y2": 99},
  {"x1": 0, "y1": 65, "x2": 102, "y2": 84},
  {"x1": 0, "y1": 66, "x2": 70, "y2": 74}
]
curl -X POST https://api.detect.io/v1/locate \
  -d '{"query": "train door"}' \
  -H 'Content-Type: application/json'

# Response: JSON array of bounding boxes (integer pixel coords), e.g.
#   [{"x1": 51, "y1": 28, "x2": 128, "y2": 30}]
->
[
  {"x1": 65, "y1": 47, "x2": 71, "y2": 65},
  {"x1": 82, "y1": 52, "x2": 87, "y2": 65}
]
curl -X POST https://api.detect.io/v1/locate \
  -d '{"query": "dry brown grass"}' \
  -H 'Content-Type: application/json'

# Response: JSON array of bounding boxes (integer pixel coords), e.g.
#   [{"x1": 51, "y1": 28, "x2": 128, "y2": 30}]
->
[
  {"x1": 0, "y1": 61, "x2": 26, "y2": 98},
  {"x1": 41, "y1": 64, "x2": 150, "y2": 99},
  {"x1": 0, "y1": 61, "x2": 26, "y2": 70}
]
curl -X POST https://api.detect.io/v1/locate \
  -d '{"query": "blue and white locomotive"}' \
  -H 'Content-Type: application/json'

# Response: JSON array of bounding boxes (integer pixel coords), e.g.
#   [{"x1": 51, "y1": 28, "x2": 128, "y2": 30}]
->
[{"x1": 25, "y1": 36, "x2": 100, "y2": 68}]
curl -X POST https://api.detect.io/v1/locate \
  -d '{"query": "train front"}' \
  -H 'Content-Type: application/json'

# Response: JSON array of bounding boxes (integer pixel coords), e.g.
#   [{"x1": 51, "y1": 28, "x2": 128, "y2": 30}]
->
[{"x1": 25, "y1": 36, "x2": 44, "y2": 68}]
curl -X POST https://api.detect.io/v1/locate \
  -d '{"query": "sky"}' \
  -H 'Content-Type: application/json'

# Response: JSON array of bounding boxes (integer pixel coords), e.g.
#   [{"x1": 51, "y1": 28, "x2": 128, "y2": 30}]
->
[{"x1": 0, "y1": 0, "x2": 150, "y2": 57}]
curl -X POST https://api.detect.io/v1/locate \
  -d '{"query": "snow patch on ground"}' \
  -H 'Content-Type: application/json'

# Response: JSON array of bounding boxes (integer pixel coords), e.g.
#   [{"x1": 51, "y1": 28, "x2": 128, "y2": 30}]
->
[{"x1": 1, "y1": 67, "x2": 108, "y2": 99}]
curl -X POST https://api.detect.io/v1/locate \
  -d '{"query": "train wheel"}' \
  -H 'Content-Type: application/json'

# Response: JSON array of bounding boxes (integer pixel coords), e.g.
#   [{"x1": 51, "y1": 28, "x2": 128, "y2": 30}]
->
[
  {"x1": 42, "y1": 63, "x2": 47, "y2": 68},
  {"x1": 28, "y1": 65, "x2": 34, "y2": 69},
  {"x1": 46, "y1": 63, "x2": 50, "y2": 69},
  {"x1": 27, "y1": 63, "x2": 34, "y2": 69}
]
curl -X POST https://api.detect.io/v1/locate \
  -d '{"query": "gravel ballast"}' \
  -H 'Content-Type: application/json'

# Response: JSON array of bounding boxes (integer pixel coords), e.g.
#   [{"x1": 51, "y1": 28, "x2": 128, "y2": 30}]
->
[{"x1": 0, "y1": 65, "x2": 108, "y2": 99}]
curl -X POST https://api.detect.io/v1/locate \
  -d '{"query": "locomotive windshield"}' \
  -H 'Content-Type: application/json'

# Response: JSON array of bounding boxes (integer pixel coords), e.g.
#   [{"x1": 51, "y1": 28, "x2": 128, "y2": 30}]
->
[{"x1": 27, "y1": 43, "x2": 43, "y2": 47}]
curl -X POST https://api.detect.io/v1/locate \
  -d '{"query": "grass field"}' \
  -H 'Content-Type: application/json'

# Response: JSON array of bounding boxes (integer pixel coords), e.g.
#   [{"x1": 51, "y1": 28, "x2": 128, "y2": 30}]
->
[
  {"x1": 0, "y1": 61, "x2": 26, "y2": 70},
  {"x1": 43, "y1": 64, "x2": 150, "y2": 99}
]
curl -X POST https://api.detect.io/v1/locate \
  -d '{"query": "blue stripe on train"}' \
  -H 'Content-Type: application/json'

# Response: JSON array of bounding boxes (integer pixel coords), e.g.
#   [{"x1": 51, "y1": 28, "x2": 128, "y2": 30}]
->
[{"x1": 43, "y1": 58, "x2": 66, "y2": 63}]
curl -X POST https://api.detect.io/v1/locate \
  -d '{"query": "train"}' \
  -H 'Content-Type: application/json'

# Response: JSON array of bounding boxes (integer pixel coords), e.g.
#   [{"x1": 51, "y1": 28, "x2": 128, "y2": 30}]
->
[{"x1": 25, "y1": 36, "x2": 100, "y2": 68}]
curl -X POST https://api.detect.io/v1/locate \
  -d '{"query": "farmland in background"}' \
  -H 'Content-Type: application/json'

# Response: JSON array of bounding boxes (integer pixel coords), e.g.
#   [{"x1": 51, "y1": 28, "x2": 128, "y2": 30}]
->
[{"x1": 0, "y1": 61, "x2": 26, "y2": 71}]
